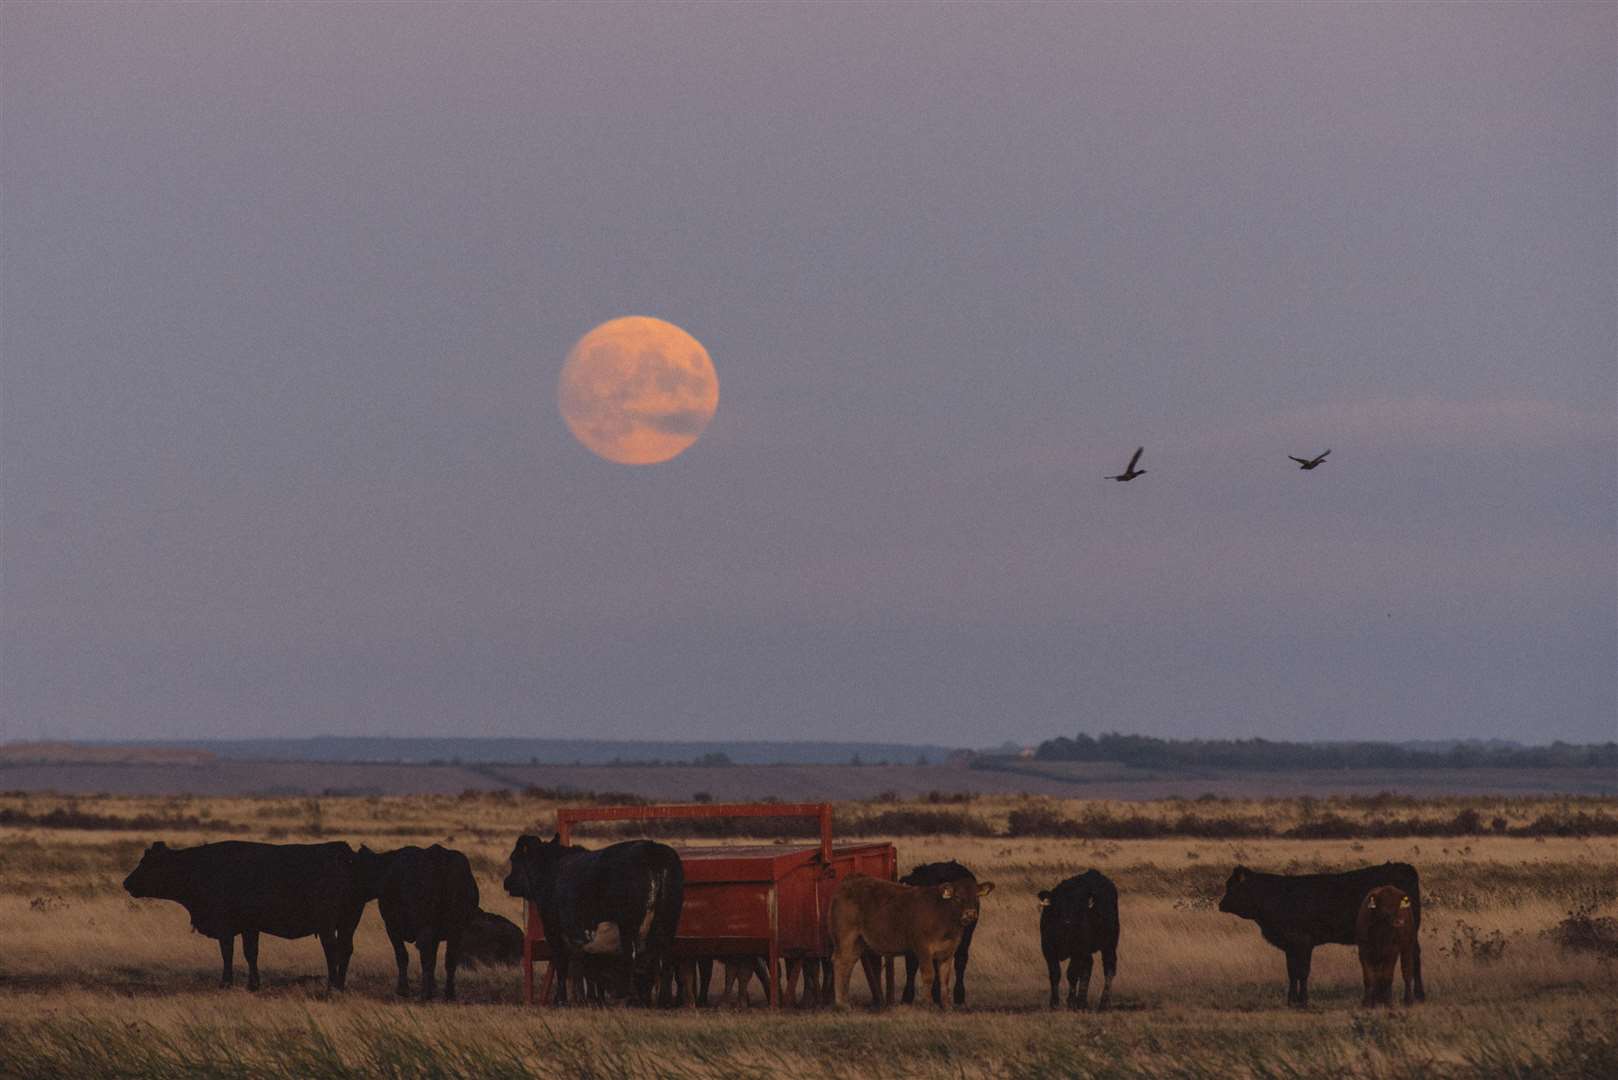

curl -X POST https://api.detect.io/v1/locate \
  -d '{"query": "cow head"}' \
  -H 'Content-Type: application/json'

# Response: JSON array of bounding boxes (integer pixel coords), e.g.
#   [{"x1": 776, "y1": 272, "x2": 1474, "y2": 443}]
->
[
  {"x1": 1363, "y1": 886, "x2": 1412, "y2": 929},
  {"x1": 1038, "y1": 872, "x2": 1105, "y2": 929},
  {"x1": 1218, "y1": 865, "x2": 1260, "y2": 918},
  {"x1": 931, "y1": 878, "x2": 994, "y2": 927},
  {"x1": 901, "y1": 860, "x2": 975, "y2": 889},
  {"x1": 503, "y1": 833, "x2": 575, "y2": 900},
  {"x1": 122, "y1": 841, "x2": 182, "y2": 900}
]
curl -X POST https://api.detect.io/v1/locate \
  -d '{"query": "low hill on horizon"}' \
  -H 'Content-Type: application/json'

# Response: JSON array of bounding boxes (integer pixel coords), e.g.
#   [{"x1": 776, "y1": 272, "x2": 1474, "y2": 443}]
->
[{"x1": 21, "y1": 736, "x2": 964, "y2": 767}]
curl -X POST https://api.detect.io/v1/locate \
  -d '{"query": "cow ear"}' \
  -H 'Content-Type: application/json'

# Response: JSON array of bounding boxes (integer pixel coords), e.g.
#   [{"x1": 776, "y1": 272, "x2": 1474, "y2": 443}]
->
[
  {"x1": 939, "y1": 885, "x2": 953, "y2": 899},
  {"x1": 550, "y1": 832, "x2": 561, "y2": 844},
  {"x1": 1232, "y1": 866, "x2": 1246, "y2": 881},
  {"x1": 151, "y1": 841, "x2": 167, "y2": 853},
  {"x1": 1038, "y1": 895, "x2": 1051, "y2": 908},
  {"x1": 975, "y1": 881, "x2": 994, "y2": 897}
]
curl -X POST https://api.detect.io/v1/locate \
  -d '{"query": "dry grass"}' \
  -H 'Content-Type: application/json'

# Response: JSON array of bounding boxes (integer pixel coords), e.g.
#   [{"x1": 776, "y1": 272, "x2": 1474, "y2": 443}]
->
[{"x1": 2, "y1": 792, "x2": 1616, "y2": 1078}]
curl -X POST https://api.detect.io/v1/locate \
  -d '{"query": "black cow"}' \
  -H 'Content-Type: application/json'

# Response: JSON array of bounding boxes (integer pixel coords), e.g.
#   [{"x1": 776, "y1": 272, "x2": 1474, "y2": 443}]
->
[
  {"x1": 1038, "y1": 869, "x2": 1120, "y2": 1010},
  {"x1": 899, "y1": 860, "x2": 979, "y2": 1005},
  {"x1": 503, "y1": 834, "x2": 684, "y2": 1006},
  {"x1": 458, "y1": 908, "x2": 524, "y2": 968},
  {"x1": 1219, "y1": 861, "x2": 1425, "y2": 1006},
  {"x1": 354, "y1": 844, "x2": 479, "y2": 1000},
  {"x1": 122, "y1": 840, "x2": 366, "y2": 991}
]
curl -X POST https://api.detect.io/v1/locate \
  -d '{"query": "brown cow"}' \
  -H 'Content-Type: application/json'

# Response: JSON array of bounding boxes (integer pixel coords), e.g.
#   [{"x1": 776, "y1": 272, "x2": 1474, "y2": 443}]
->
[
  {"x1": 1356, "y1": 885, "x2": 1417, "y2": 1007},
  {"x1": 828, "y1": 874, "x2": 994, "y2": 1010}
]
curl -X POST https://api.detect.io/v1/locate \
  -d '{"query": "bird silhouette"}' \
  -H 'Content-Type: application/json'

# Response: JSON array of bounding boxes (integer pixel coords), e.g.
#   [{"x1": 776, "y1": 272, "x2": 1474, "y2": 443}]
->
[
  {"x1": 1288, "y1": 449, "x2": 1330, "y2": 470},
  {"x1": 1108, "y1": 447, "x2": 1147, "y2": 482}
]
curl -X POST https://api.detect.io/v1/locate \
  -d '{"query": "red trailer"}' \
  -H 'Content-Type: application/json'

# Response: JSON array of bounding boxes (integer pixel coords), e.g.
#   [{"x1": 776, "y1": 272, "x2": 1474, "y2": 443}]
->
[{"x1": 520, "y1": 802, "x2": 896, "y2": 1007}]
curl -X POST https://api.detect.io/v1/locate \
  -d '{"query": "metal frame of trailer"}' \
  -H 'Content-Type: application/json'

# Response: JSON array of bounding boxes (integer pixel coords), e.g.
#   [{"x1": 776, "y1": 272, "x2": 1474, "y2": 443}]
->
[{"x1": 519, "y1": 801, "x2": 897, "y2": 1007}]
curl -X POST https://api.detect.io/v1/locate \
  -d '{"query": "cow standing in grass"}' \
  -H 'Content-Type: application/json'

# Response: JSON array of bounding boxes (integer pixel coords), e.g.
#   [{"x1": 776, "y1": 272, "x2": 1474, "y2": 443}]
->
[
  {"x1": 828, "y1": 873, "x2": 994, "y2": 1010},
  {"x1": 900, "y1": 860, "x2": 980, "y2": 1006},
  {"x1": 503, "y1": 835, "x2": 684, "y2": 1006},
  {"x1": 1356, "y1": 885, "x2": 1418, "y2": 1007},
  {"x1": 1038, "y1": 869, "x2": 1120, "y2": 1010},
  {"x1": 354, "y1": 844, "x2": 479, "y2": 1001},
  {"x1": 1219, "y1": 862, "x2": 1425, "y2": 1007},
  {"x1": 122, "y1": 840, "x2": 366, "y2": 991}
]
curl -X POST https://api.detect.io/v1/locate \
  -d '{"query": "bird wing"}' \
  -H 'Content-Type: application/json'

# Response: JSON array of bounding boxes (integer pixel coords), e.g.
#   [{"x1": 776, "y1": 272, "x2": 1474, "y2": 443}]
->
[
  {"x1": 1288, "y1": 456, "x2": 1309, "y2": 466},
  {"x1": 1315, "y1": 449, "x2": 1330, "y2": 462},
  {"x1": 1126, "y1": 447, "x2": 1143, "y2": 471}
]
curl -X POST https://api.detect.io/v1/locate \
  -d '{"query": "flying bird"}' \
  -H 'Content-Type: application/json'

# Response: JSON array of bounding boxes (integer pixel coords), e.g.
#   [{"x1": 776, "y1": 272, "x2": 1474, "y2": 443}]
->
[
  {"x1": 1108, "y1": 447, "x2": 1147, "y2": 482},
  {"x1": 1288, "y1": 449, "x2": 1331, "y2": 470}
]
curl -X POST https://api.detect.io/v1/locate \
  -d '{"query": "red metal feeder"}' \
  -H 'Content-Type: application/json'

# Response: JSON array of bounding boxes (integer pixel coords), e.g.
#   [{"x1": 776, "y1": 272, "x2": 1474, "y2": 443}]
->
[{"x1": 520, "y1": 801, "x2": 896, "y2": 1007}]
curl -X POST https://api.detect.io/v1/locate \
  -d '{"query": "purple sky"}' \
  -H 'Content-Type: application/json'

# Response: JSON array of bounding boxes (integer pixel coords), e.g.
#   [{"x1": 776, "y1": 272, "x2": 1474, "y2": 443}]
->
[{"x1": 3, "y1": 2, "x2": 1613, "y2": 746}]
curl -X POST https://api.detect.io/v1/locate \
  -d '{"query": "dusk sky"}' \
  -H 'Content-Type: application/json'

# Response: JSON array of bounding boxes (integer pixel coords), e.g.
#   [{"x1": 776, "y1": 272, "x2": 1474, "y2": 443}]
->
[{"x1": 3, "y1": 2, "x2": 1613, "y2": 747}]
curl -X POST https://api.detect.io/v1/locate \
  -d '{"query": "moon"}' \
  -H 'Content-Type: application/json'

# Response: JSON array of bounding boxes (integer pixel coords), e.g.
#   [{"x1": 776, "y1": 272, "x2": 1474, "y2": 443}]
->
[{"x1": 557, "y1": 316, "x2": 719, "y2": 465}]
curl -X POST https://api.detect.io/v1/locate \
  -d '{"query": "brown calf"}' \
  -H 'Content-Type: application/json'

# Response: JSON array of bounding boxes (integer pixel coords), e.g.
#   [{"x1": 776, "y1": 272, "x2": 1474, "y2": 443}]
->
[
  {"x1": 828, "y1": 874, "x2": 994, "y2": 1009},
  {"x1": 1356, "y1": 885, "x2": 1417, "y2": 1007}
]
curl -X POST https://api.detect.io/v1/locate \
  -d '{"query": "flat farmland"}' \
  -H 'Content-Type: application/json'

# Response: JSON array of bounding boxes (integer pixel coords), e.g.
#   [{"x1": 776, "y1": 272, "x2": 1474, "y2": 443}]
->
[
  {"x1": 2, "y1": 791, "x2": 1615, "y2": 1078},
  {"x1": 3, "y1": 760, "x2": 1615, "y2": 799}
]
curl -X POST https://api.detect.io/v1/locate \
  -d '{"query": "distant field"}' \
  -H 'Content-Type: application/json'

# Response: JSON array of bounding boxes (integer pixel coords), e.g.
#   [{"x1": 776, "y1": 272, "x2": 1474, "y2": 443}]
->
[
  {"x1": 2, "y1": 790, "x2": 1616, "y2": 1077},
  {"x1": 4, "y1": 760, "x2": 1615, "y2": 799}
]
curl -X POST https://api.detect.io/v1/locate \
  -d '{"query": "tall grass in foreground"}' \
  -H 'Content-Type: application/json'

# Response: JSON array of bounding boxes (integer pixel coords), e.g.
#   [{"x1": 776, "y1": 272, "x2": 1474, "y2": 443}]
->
[{"x1": 4, "y1": 1000, "x2": 1615, "y2": 1079}]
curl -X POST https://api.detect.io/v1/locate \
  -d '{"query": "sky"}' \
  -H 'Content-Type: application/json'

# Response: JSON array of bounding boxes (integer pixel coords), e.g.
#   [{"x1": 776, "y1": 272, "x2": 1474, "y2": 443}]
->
[{"x1": 2, "y1": 2, "x2": 1613, "y2": 748}]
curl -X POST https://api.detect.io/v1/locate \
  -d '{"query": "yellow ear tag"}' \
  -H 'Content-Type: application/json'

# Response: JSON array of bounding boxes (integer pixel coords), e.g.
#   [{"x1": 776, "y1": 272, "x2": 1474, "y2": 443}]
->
[
  {"x1": 1368, "y1": 898, "x2": 1377, "y2": 909},
  {"x1": 940, "y1": 886, "x2": 953, "y2": 899},
  {"x1": 1399, "y1": 897, "x2": 1411, "y2": 908},
  {"x1": 1039, "y1": 897, "x2": 1051, "y2": 908}
]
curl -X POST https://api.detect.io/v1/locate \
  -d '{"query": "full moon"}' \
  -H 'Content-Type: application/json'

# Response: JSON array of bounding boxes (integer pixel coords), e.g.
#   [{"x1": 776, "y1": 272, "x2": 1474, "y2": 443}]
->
[{"x1": 557, "y1": 316, "x2": 719, "y2": 465}]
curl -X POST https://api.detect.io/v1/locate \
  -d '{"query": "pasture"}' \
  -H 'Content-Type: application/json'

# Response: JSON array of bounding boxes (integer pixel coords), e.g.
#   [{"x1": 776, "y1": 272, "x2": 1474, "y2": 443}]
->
[{"x1": 2, "y1": 790, "x2": 1615, "y2": 1078}]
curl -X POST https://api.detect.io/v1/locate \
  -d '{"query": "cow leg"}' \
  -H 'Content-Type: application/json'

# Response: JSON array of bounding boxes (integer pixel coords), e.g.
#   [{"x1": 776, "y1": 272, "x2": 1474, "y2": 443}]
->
[
  {"x1": 334, "y1": 925, "x2": 356, "y2": 990},
  {"x1": 1071, "y1": 952, "x2": 1093, "y2": 1011},
  {"x1": 913, "y1": 950, "x2": 937, "y2": 1009},
  {"x1": 697, "y1": 957, "x2": 713, "y2": 1007},
  {"x1": 239, "y1": 932, "x2": 258, "y2": 990},
  {"x1": 619, "y1": 936, "x2": 637, "y2": 1007},
  {"x1": 832, "y1": 947, "x2": 858, "y2": 1009},
  {"x1": 1295, "y1": 947, "x2": 1313, "y2": 1007},
  {"x1": 795, "y1": 958, "x2": 814, "y2": 1007},
  {"x1": 860, "y1": 951, "x2": 884, "y2": 1008},
  {"x1": 1400, "y1": 946, "x2": 1414, "y2": 1007},
  {"x1": 1098, "y1": 945, "x2": 1116, "y2": 1011},
  {"x1": 1284, "y1": 949, "x2": 1304, "y2": 1006},
  {"x1": 1045, "y1": 950, "x2": 1062, "y2": 1009},
  {"x1": 388, "y1": 927, "x2": 411, "y2": 998},
  {"x1": 418, "y1": 937, "x2": 440, "y2": 1001},
  {"x1": 318, "y1": 930, "x2": 339, "y2": 990},
  {"x1": 901, "y1": 951, "x2": 919, "y2": 1004},
  {"x1": 554, "y1": 956, "x2": 571, "y2": 1007},
  {"x1": 933, "y1": 951, "x2": 953, "y2": 1011},
  {"x1": 952, "y1": 950, "x2": 968, "y2": 1007},
  {"x1": 1360, "y1": 961, "x2": 1375, "y2": 1008},
  {"x1": 784, "y1": 957, "x2": 802, "y2": 1009},
  {"x1": 217, "y1": 934, "x2": 235, "y2": 988},
  {"x1": 1411, "y1": 938, "x2": 1425, "y2": 1002},
  {"x1": 682, "y1": 959, "x2": 699, "y2": 1009},
  {"x1": 443, "y1": 929, "x2": 462, "y2": 1002}
]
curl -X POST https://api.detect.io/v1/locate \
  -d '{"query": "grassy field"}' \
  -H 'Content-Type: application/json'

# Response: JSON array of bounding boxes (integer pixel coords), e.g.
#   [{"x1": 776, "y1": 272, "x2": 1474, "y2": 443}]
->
[{"x1": 2, "y1": 791, "x2": 1615, "y2": 1077}]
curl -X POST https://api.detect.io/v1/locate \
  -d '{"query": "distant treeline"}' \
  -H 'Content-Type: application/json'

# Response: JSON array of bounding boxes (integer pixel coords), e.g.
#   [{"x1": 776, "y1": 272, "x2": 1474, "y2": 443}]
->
[{"x1": 1030, "y1": 733, "x2": 1618, "y2": 770}]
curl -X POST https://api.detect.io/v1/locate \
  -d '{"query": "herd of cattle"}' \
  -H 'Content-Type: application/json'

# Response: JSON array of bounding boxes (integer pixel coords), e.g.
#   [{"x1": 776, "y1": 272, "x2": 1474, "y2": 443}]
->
[{"x1": 121, "y1": 836, "x2": 1425, "y2": 1010}]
